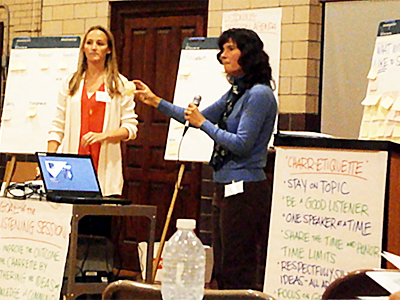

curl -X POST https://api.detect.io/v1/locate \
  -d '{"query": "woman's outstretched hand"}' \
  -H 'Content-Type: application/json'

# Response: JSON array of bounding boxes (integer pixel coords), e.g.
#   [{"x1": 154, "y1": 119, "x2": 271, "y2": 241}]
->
[{"x1": 132, "y1": 80, "x2": 162, "y2": 108}]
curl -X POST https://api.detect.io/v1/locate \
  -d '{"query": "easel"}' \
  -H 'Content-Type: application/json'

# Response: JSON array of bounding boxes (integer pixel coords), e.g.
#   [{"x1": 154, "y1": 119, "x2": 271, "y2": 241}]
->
[
  {"x1": 151, "y1": 37, "x2": 228, "y2": 281},
  {"x1": 2, "y1": 154, "x2": 16, "y2": 196},
  {"x1": 152, "y1": 162, "x2": 185, "y2": 282}
]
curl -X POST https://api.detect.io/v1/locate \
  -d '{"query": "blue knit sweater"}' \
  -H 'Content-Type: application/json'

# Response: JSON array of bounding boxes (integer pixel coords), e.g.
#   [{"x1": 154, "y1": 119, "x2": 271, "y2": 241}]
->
[{"x1": 157, "y1": 82, "x2": 277, "y2": 184}]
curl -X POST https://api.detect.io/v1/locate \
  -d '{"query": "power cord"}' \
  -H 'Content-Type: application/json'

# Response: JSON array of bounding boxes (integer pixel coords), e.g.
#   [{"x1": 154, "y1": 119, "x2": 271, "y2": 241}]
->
[{"x1": 5, "y1": 182, "x2": 44, "y2": 200}]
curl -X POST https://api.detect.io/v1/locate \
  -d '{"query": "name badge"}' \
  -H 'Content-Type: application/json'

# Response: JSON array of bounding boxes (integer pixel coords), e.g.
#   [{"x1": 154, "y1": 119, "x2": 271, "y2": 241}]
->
[
  {"x1": 96, "y1": 91, "x2": 111, "y2": 102},
  {"x1": 224, "y1": 180, "x2": 244, "y2": 197}
]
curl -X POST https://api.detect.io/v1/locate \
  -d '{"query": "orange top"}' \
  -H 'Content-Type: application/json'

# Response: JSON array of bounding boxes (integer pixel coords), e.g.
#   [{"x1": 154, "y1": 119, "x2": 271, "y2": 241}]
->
[{"x1": 78, "y1": 83, "x2": 106, "y2": 172}]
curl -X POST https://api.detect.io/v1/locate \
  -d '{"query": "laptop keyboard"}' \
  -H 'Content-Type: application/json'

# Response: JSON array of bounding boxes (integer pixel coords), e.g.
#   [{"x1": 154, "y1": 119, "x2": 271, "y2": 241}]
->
[{"x1": 47, "y1": 195, "x2": 132, "y2": 205}]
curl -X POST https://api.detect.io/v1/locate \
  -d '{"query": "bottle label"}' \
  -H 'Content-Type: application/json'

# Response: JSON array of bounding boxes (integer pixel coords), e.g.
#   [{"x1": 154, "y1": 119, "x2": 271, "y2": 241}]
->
[{"x1": 176, "y1": 262, "x2": 184, "y2": 285}]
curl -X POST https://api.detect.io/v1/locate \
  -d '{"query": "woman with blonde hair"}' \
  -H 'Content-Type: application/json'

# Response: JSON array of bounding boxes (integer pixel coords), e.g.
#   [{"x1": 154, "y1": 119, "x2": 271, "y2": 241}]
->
[{"x1": 48, "y1": 25, "x2": 138, "y2": 198}]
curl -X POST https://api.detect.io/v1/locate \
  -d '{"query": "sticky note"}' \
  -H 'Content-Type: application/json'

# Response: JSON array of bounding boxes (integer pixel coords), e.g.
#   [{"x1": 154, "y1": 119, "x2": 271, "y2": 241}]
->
[
  {"x1": 9, "y1": 60, "x2": 26, "y2": 71},
  {"x1": 394, "y1": 111, "x2": 400, "y2": 121},
  {"x1": 380, "y1": 94, "x2": 395, "y2": 110},
  {"x1": 173, "y1": 123, "x2": 184, "y2": 130},
  {"x1": 391, "y1": 95, "x2": 400, "y2": 111},
  {"x1": 27, "y1": 106, "x2": 37, "y2": 117},
  {"x1": 369, "y1": 121, "x2": 380, "y2": 137},
  {"x1": 18, "y1": 60, "x2": 27, "y2": 70},
  {"x1": 376, "y1": 123, "x2": 386, "y2": 137},
  {"x1": 58, "y1": 57, "x2": 69, "y2": 69},
  {"x1": 385, "y1": 122, "x2": 395, "y2": 137},
  {"x1": 377, "y1": 106, "x2": 388, "y2": 120},
  {"x1": 393, "y1": 123, "x2": 400, "y2": 137},
  {"x1": 2, "y1": 105, "x2": 13, "y2": 121},
  {"x1": 166, "y1": 141, "x2": 179, "y2": 156},
  {"x1": 369, "y1": 78, "x2": 378, "y2": 92},
  {"x1": 9, "y1": 60, "x2": 20, "y2": 71},
  {"x1": 179, "y1": 65, "x2": 191, "y2": 76},
  {"x1": 40, "y1": 58, "x2": 50, "y2": 70},
  {"x1": 386, "y1": 109, "x2": 396, "y2": 121},
  {"x1": 359, "y1": 122, "x2": 370, "y2": 138},
  {"x1": 367, "y1": 63, "x2": 378, "y2": 80},
  {"x1": 362, "y1": 106, "x2": 373, "y2": 121},
  {"x1": 361, "y1": 94, "x2": 381, "y2": 106}
]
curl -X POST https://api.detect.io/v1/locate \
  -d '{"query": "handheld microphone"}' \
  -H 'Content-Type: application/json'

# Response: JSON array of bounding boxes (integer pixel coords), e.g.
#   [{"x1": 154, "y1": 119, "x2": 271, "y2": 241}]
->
[{"x1": 183, "y1": 95, "x2": 202, "y2": 136}]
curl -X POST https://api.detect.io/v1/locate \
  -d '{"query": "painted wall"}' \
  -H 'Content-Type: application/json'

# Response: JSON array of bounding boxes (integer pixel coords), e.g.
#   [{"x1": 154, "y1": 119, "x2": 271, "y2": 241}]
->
[{"x1": 0, "y1": 0, "x2": 322, "y2": 114}]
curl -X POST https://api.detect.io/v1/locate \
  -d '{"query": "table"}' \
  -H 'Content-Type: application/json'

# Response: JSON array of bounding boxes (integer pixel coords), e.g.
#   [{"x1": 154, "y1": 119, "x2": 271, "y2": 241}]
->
[{"x1": 62, "y1": 203, "x2": 157, "y2": 300}]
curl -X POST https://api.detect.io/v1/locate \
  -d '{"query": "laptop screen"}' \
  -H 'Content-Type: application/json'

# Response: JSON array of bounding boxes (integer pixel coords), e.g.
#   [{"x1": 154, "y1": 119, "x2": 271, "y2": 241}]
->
[{"x1": 36, "y1": 152, "x2": 102, "y2": 197}]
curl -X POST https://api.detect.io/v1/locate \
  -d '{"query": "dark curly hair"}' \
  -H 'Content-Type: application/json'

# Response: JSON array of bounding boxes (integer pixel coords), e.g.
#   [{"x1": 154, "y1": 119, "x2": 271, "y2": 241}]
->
[{"x1": 217, "y1": 28, "x2": 274, "y2": 89}]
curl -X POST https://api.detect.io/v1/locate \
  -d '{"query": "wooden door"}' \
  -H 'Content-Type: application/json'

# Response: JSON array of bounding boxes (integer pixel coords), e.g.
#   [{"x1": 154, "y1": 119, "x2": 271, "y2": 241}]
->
[{"x1": 110, "y1": 1, "x2": 208, "y2": 272}]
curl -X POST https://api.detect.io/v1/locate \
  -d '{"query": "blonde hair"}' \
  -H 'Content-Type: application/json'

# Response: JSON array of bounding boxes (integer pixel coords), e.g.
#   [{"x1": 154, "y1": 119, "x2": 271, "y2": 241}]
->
[{"x1": 68, "y1": 25, "x2": 123, "y2": 97}]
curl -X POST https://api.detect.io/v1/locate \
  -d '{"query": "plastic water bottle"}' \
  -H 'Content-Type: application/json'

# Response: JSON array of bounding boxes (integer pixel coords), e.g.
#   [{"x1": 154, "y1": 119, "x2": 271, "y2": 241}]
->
[{"x1": 161, "y1": 219, "x2": 206, "y2": 300}]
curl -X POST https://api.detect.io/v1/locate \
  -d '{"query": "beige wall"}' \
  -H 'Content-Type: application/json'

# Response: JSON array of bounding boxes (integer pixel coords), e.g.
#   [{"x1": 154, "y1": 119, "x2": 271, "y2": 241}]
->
[
  {"x1": 208, "y1": 0, "x2": 322, "y2": 114},
  {"x1": 0, "y1": 0, "x2": 322, "y2": 114},
  {"x1": 0, "y1": 0, "x2": 109, "y2": 41}
]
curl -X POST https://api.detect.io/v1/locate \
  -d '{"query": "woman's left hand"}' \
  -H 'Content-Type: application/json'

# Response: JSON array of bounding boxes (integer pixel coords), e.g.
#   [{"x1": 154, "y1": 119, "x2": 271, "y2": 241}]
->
[
  {"x1": 184, "y1": 103, "x2": 206, "y2": 128},
  {"x1": 81, "y1": 131, "x2": 107, "y2": 147}
]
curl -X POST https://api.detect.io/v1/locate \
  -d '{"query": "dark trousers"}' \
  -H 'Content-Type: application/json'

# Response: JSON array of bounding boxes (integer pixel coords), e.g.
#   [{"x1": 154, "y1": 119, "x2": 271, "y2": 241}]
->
[{"x1": 212, "y1": 180, "x2": 271, "y2": 290}]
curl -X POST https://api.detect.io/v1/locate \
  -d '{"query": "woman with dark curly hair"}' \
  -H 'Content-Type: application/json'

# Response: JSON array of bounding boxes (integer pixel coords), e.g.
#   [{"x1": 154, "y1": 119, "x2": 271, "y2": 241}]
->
[{"x1": 133, "y1": 28, "x2": 278, "y2": 290}]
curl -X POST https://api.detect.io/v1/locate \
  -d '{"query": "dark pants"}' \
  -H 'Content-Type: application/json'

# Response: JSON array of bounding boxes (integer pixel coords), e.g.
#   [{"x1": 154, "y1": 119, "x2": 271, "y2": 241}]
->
[{"x1": 212, "y1": 180, "x2": 271, "y2": 290}]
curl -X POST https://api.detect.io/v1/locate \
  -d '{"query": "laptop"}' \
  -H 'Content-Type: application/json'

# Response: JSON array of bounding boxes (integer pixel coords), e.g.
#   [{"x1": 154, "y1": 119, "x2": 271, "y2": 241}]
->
[{"x1": 35, "y1": 152, "x2": 132, "y2": 205}]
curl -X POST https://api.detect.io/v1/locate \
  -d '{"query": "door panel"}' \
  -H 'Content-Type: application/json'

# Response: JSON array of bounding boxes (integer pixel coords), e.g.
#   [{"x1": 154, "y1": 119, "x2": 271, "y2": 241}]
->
[{"x1": 111, "y1": 1, "x2": 207, "y2": 272}]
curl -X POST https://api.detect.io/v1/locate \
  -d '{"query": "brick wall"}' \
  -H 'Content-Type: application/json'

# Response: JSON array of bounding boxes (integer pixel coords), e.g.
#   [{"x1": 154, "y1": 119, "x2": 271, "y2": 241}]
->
[
  {"x1": 0, "y1": 0, "x2": 323, "y2": 118},
  {"x1": 208, "y1": 0, "x2": 322, "y2": 118},
  {"x1": 0, "y1": 0, "x2": 109, "y2": 41}
]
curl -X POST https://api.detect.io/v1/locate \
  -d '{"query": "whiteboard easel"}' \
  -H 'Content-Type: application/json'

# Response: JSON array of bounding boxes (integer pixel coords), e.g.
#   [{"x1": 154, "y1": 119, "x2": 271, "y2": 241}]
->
[
  {"x1": 0, "y1": 36, "x2": 80, "y2": 193},
  {"x1": 164, "y1": 37, "x2": 230, "y2": 162},
  {"x1": 359, "y1": 19, "x2": 400, "y2": 142},
  {"x1": 154, "y1": 37, "x2": 230, "y2": 280}
]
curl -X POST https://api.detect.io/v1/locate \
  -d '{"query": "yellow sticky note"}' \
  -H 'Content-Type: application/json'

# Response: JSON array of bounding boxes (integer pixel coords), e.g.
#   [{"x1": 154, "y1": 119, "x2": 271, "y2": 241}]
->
[
  {"x1": 380, "y1": 94, "x2": 395, "y2": 110},
  {"x1": 59, "y1": 57, "x2": 68, "y2": 70},
  {"x1": 179, "y1": 65, "x2": 191, "y2": 76},
  {"x1": 367, "y1": 63, "x2": 378, "y2": 80},
  {"x1": 385, "y1": 122, "x2": 395, "y2": 137},
  {"x1": 393, "y1": 123, "x2": 400, "y2": 137},
  {"x1": 394, "y1": 111, "x2": 400, "y2": 121},
  {"x1": 386, "y1": 110, "x2": 396, "y2": 121},
  {"x1": 40, "y1": 58, "x2": 50, "y2": 70},
  {"x1": 369, "y1": 78, "x2": 378, "y2": 92},
  {"x1": 18, "y1": 60, "x2": 27, "y2": 70},
  {"x1": 2, "y1": 105, "x2": 13, "y2": 121},
  {"x1": 376, "y1": 106, "x2": 388, "y2": 120},
  {"x1": 27, "y1": 106, "x2": 37, "y2": 117},
  {"x1": 10, "y1": 60, "x2": 26, "y2": 71},
  {"x1": 166, "y1": 141, "x2": 179, "y2": 156},
  {"x1": 359, "y1": 122, "x2": 370, "y2": 138},
  {"x1": 9, "y1": 60, "x2": 20, "y2": 71},
  {"x1": 376, "y1": 123, "x2": 386, "y2": 137},
  {"x1": 362, "y1": 106, "x2": 373, "y2": 121},
  {"x1": 361, "y1": 94, "x2": 381, "y2": 106},
  {"x1": 391, "y1": 95, "x2": 400, "y2": 111},
  {"x1": 173, "y1": 123, "x2": 185, "y2": 130},
  {"x1": 369, "y1": 121, "x2": 380, "y2": 137}
]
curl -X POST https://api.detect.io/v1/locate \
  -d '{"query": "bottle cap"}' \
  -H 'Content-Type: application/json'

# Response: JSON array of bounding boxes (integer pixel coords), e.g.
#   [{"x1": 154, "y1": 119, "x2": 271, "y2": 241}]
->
[{"x1": 176, "y1": 219, "x2": 196, "y2": 229}]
